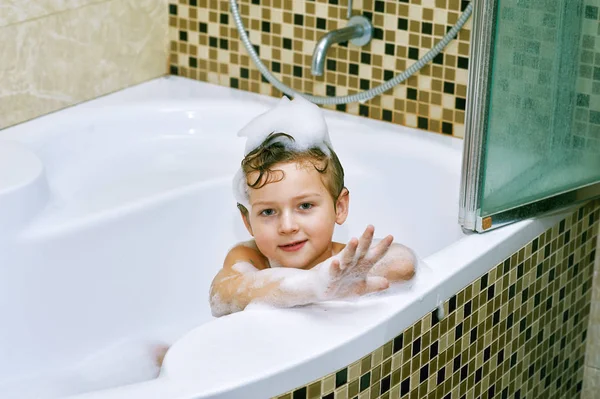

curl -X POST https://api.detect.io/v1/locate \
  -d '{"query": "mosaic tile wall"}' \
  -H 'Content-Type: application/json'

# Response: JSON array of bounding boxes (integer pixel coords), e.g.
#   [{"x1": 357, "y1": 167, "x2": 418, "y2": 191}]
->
[
  {"x1": 575, "y1": 1, "x2": 600, "y2": 151},
  {"x1": 272, "y1": 200, "x2": 600, "y2": 399},
  {"x1": 167, "y1": 0, "x2": 472, "y2": 138}
]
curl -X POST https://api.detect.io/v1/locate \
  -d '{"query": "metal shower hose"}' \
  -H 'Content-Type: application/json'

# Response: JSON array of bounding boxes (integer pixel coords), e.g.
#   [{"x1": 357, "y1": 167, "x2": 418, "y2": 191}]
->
[{"x1": 229, "y1": 0, "x2": 473, "y2": 105}]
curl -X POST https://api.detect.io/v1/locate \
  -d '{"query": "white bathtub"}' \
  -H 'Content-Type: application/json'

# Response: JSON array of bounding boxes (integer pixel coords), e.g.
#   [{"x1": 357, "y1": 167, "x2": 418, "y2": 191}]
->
[{"x1": 0, "y1": 77, "x2": 567, "y2": 399}]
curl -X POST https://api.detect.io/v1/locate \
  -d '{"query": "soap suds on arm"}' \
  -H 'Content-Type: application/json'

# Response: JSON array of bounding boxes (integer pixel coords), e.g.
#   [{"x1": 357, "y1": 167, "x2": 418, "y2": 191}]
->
[
  {"x1": 209, "y1": 232, "x2": 396, "y2": 317},
  {"x1": 209, "y1": 261, "x2": 330, "y2": 317}
]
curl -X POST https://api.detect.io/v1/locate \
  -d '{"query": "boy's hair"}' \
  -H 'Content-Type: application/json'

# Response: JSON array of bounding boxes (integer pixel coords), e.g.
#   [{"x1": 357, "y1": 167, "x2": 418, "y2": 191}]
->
[{"x1": 237, "y1": 132, "x2": 345, "y2": 217}]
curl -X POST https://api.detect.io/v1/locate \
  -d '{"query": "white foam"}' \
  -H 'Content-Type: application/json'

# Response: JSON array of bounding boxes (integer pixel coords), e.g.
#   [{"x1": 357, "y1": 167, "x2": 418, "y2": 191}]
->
[
  {"x1": 209, "y1": 291, "x2": 231, "y2": 318},
  {"x1": 231, "y1": 261, "x2": 258, "y2": 274},
  {"x1": 210, "y1": 260, "x2": 331, "y2": 316},
  {"x1": 232, "y1": 96, "x2": 334, "y2": 209},
  {"x1": 277, "y1": 263, "x2": 331, "y2": 301},
  {"x1": 59, "y1": 338, "x2": 163, "y2": 396},
  {"x1": 238, "y1": 96, "x2": 332, "y2": 156},
  {"x1": 232, "y1": 168, "x2": 251, "y2": 209}
]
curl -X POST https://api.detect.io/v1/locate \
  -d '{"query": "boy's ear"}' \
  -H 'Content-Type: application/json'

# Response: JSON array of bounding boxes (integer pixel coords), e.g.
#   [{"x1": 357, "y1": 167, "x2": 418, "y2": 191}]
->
[
  {"x1": 335, "y1": 187, "x2": 350, "y2": 225},
  {"x1": 238, "y1": 205, "x2": 254, "y2": 236}
]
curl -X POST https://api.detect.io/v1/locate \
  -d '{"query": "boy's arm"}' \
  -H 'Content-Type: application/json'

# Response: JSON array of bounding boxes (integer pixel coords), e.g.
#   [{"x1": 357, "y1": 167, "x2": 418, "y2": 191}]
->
[
  {"x1": 209, "y1": 227, "x2": 392, "y2": 317},
  {"x1": 208, "y1": 245, "x2": 327, "y2": 317},
  {"x1": 368, "y1": 243, "x2": 417, "y2": 282}
]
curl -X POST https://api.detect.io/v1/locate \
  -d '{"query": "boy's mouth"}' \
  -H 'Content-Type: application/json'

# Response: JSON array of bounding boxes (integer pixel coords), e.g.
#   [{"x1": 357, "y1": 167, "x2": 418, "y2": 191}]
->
[{"x1": 278, "y1": 240, "x2": 307, "y2": 252}]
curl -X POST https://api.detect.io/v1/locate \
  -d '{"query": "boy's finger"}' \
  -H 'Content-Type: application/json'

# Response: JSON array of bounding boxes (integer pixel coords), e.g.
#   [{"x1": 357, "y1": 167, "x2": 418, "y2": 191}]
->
[
  {"x1": 357, "y1": 225, "x2": 375, "y2": 256},
  {"x1": 369, "y1": 235, "x2": 393, "y2": 262},
  {"x1": 330, "y1": 258, "x2": 342, "y2": 275},
  {"x1": 342, "y1": 237, "x2": 358, "y2": 266}
]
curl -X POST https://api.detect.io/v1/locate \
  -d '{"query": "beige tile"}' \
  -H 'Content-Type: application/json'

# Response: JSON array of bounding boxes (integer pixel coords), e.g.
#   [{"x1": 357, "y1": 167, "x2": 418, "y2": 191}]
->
[
  {"x1": 322, "y1": 374, "x2": 334, "y2": 394},
  {"x1": 0, "y1": 0, "x2": 168, "y2": 129},
  {"x1": 0, "y1": 0, "x2": 107, "y2": 27},
  {"x1": 582, "y1": 366, "x2": 600, "y2": 399},
  {"x1": 453, "y1": 123, "x2": 465, "y2": 138}
]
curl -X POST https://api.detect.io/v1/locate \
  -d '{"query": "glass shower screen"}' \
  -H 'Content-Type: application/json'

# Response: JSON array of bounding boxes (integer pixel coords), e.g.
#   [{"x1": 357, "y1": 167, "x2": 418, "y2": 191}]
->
[{"x1": 460, "y1": 0, "x2": 600, "y2": 232}]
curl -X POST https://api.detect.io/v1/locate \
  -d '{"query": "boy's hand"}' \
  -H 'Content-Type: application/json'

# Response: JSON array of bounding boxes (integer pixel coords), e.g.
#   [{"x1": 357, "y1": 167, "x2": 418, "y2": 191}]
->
[{"x1": 323, "y1": 225, "x2": 393, "y2": 299}]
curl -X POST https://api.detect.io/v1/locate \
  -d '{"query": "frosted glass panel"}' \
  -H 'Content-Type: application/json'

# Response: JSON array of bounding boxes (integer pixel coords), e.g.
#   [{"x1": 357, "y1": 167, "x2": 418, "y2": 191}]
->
[{"x1": 480, "y1": 0, "x2": 600, "y2": 216}]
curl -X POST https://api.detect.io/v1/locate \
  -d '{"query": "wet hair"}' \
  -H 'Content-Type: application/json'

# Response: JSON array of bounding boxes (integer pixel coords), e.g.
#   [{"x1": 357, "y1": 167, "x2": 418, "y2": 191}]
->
[{"x1": 237, "y1": 132, "x2": 345, "y2": 217}]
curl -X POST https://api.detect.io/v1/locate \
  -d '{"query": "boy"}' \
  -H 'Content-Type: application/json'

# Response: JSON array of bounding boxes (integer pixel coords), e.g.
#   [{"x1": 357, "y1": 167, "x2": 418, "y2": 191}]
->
[{"x1": 208, "y1": 96, "x2": 417, "y2": 317}]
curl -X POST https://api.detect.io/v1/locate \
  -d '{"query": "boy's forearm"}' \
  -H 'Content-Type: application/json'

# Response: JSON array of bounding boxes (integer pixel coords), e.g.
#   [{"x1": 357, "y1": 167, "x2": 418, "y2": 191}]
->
[
  {"x1": 368, "y1": 244, "x2": 417, "y2": 282},
  {"x1": 209, "y1": 263, "x2": 330, "y2": 317}
]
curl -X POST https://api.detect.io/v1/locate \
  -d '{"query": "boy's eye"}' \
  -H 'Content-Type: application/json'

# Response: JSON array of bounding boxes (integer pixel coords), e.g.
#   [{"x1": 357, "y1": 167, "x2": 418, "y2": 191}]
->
[
  {"x1": 299, "y1": 203, "x2": 313, "y2": 210},
  {"x1": 260, "y1": 209, "x2": 275, "y2": 216}
]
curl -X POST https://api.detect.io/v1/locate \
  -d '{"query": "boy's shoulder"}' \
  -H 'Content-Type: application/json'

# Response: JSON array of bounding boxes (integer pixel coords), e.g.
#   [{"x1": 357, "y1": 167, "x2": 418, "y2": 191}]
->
[{"x1": 224, "y1": 240, "x2": 270, "y2": 270}]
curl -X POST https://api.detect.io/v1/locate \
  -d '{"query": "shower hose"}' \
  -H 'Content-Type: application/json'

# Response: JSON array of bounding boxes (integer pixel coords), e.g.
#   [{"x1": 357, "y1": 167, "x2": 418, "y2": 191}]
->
[{"x1": 230, "y1": 0, "x2": 473, "y2": 105}]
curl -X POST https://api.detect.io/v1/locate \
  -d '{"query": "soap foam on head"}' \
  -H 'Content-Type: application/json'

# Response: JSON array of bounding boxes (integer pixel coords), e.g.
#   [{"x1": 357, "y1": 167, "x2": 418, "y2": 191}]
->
[
  {"x1": 232, "y1": 95, "x2": 333, "y2": 209},
  {"x1": 238, "y1": 96, "x2": 332, "y2": 156}
]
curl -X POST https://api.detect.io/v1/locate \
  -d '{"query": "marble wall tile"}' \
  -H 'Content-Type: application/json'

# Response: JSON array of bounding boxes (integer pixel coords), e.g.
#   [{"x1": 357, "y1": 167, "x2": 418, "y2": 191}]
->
[
  {"x1": 0, "y1": 0, "x2": 168, "y2": 129},
  {"x1": 0, "y1": 0, "x2": 107, "y2": 27}
]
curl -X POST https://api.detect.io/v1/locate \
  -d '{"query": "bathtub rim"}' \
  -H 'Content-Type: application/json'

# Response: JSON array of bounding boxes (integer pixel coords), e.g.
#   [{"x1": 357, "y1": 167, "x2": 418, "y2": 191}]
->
[{"x1": 0, "y1": 76, "x2": 464, "y2": 154}]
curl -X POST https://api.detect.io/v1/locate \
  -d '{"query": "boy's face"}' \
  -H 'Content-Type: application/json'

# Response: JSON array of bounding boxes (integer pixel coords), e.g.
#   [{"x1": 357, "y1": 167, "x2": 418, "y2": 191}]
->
[{"x1": 242, "y1": 161, "x2": 349, "y2": 269}]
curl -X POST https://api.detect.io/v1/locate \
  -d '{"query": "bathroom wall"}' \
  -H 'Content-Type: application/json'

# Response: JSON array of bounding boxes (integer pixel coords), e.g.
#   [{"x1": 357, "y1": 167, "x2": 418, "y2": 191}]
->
[
  {"x1": 168, "y1": 0, "x2": 472, "y2": 138},
  {"x1": 0, "y1": 0, "x2": 168, "y2": 129},
  {"x1": 272, "y1": 201, "x2": 600, "y2": 399}
]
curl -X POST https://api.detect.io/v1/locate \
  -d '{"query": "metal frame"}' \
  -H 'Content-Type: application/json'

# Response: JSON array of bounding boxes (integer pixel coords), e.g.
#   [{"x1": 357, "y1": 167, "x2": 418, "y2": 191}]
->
[
  {"x1": 474, "y1": 182, "x2": 600, "y2": 232},
  {"x1": 459, "y1": 0, "x2": 498, "y2": 231}
]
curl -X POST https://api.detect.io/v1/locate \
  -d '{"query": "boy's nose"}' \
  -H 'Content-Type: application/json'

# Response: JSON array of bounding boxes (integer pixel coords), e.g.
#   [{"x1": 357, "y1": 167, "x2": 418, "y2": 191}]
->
[{"x1": 278, "y1": 211, "x2": 299, "y2": 234}]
